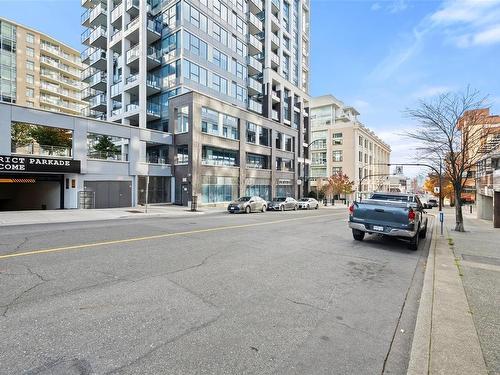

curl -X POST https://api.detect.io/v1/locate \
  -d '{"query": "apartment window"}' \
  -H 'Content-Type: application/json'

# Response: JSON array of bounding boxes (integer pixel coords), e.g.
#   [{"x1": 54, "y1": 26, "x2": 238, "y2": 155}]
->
[
  {"x1": 26, "y1": 88, "x2": 34, "y2": 98},
  {"x1": 184, "y1": 3, "x2": 207, "y2": 32},
  {"x1": 201, "y1": 107, "x2": 219, "y2": 136},
  {"x1": 183, "y1": 60, "x2": 207, "y2": 86},
  {"x1": 369, "y1": 156, "x2": 373, "y2": 164},
  {"x1": 332, "y1": 167, "x2": 342, "y2": 175},
  {"x1": 232, "y1": 59, "x2": 245, "y2": 80},
  {"x1": 212, "y1": 23, "x2": 228, "y2": 45},
  {"x1": 26, "y1": 33, "x2": 35, "y2": 44},
  {"x1": 332, "y1": 150, "x2": 343, "y2": 162},
  {"x1": 232, "y1": 82, "x2": 245, "y2": 103},
  {"x1": 222, "y1": 114, "x2": 239, "y2": 140},
  {"x1": 359, "y1": 168, "x2": 362, "y2": 179},
  {"x1": 312, "y1": 152, "x2": 327, "y2": 166},
  {"x1": 87, "y1": 133, "x2": 129, "y2": 161},
  {"x1": 365, "y1": 139, "x2": 368, "y2": 148},
  {"x1": 26, "y1": 47, "x2": 34, "y2": 58},
  {"x1": 284, "y1": 135, "x2": 294, "y2": 152},
  {"x1": 364, "y1": 154, "x2": 368, "y2": 163},
  {"x1": 26, "y1": 60, "x2": 34, "y2": 71},
  {"x1": 358, "y1": 151, "x2": 362, "y2": 161},
  {"x1": 184, "y1": 31, "x2": 207, "y2": 58},
  {"x1": 176, "y1": 145, "x2": 189, "y2": 164},
  {"x1": 212, "y1": 49, "x2": 228, "y2": 70},
  {"x1": 213, "y1": 0, "x2": 228, "y2": 21},
  {"x1": 235, "y1": 15, "x2": 245, "y2": 34},
  {"x1": 202, "y1": 146, "x2": 238, "y2": 166},
  {"x1": 332, "y1": 132, "x2": 343, "y2": 145},
  {"x1": 359, "y1": 136, "x2": 363, "y2": 146},
  {"x1": 26, "y1": 74, "x2": 34, "y2": 85},
  {"x1": 26, "y1": 101, "x2": 34, "y2": 108},
  {"x1": 247, "y1": 153, "x2": 269, "y2": 169},
  {"x1": 176, "y1": 106, "x2": 189, "y2": 133},
  {"x1": 369, "y1": 142, "x2": 373, "y2": 151},
  {"x1": 211, "y1": 73, "x2": 227, "y2": 94}
]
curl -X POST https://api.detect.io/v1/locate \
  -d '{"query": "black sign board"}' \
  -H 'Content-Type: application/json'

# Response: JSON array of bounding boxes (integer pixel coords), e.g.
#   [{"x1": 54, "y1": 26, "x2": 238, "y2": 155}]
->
[{"x1": 0, "y1": 155, "x2": 81, "y2": 174}]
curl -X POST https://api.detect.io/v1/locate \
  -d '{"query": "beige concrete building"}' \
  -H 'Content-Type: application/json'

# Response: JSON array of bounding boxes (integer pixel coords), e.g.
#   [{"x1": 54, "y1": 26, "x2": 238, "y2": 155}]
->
[
  {"x1": 309, "y1": 95, "x2": 391, "y2": 198},
  {"x1": 0, "y1": 17, "x2": 86, "y2": 115}
]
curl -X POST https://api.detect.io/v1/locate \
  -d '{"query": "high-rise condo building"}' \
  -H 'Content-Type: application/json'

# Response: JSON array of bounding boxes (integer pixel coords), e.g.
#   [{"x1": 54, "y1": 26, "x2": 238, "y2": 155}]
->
[
  {"x1": 0, "y1": 17, "x2": 87, "y2": 115},
  {"x1": 81, "y1": 0, "x2": 310, "y2": 205}
]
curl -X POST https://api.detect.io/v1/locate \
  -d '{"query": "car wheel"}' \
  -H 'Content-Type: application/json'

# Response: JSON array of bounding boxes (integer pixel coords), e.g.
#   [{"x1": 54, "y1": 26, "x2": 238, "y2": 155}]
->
[
  {"x1": 408, "y1": 227, "x2": 420, "y2": 250},
  {"x1": 315, "y1": 204, "x2": 319, "y2": 209},
  {"x1": 261, "y1": 205, "x2": 266, "y2": 213},
  {"x1": 245, "y1": 206, "x2": 251, "y2": 214},
  {"x1": 419, "y1": 220, "x2": 428, "y2": 239},
  {"x1": 352, "y1": 229, "x2": 365, "y2": 241}
]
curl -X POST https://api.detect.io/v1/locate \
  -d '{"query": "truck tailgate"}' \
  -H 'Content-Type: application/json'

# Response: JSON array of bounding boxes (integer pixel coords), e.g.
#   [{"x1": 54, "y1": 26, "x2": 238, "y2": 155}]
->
[{"x1": 353, "y1": 200, "x2": 410, "y2": 228}]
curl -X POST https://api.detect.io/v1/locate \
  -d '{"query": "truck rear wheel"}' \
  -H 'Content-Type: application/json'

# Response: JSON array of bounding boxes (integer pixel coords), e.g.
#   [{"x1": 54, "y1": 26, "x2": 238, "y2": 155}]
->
[
  {"x1": 352, "y1": 229, "x2": 365, "y2": 241},
  {"x1": 408, "y1": 228, "x2": 420, "y2": 250}
]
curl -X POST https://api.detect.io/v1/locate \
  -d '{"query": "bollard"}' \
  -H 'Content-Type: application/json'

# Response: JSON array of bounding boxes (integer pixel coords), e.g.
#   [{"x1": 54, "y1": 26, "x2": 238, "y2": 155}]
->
[{"x1": 470, "y1": 205, "x2": 472, "y2": 214}]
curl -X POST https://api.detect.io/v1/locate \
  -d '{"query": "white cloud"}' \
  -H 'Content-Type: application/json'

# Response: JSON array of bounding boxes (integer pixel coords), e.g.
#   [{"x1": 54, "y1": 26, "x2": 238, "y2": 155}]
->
[
  {"x1": 411, "y1": 85, "x2": 453, "y2": 99},
  {"x1": 371, "y1": 2, "x2": 382, "y2": 11},
  {"x1": 473, "y1": 24, "x2": 500, "y2": 45},
  {"x1": 370, "y1": 0, "x2": 408, "y2": 13}
]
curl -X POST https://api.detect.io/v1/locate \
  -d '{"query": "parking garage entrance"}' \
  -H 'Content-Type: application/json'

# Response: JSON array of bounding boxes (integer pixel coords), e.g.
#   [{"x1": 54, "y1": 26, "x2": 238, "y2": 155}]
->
[
  {"x1": 0, "y1": 174, "x2": 64, "y2": 211},
  {"x1": 0, "y1": 154, "x2": 81, "y2": 211}
]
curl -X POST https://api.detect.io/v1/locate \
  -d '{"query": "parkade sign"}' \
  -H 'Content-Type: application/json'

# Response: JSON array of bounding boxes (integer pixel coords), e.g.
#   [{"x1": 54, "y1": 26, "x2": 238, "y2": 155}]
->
[{"x1": 0, "y1": 155, "x2": 81, "y2": 173}]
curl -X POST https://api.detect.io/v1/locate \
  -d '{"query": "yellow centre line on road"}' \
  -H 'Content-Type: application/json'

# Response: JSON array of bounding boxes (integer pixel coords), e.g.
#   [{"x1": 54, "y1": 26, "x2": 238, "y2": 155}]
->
[{"x1": 0, "y1": 212, "x2": 345, "y2": 260}]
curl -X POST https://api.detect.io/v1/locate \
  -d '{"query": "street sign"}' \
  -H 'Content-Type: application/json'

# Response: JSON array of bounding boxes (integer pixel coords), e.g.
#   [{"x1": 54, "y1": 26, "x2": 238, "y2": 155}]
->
[
  {"x1": 439, "y1": 211, "x2": 444, "y2": 223},
  {"x1": 434, "y1": 186, "x2": 440, "y2": 194}
]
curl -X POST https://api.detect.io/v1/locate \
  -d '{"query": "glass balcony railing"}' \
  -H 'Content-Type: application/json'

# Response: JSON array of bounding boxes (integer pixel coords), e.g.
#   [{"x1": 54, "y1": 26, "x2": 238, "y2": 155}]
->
[
  {"x1": 88, "y1": 150, "x2": 128, "y2": 161},
  {"x1": 147, "y1": 102, "x2": 160, "y2": 116},
  {"x1": 126, "y1": 45, "x2": 140, "y2": 63},
  {"x1": 12, "y1": 143, "x2": 72, "y2": 158}
]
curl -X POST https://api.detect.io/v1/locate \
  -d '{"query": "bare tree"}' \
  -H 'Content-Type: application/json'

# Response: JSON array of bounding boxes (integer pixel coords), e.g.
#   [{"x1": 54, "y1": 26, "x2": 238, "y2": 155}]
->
[{"x1": 405, "y1": 87, "x2": 495, "y2": 231}]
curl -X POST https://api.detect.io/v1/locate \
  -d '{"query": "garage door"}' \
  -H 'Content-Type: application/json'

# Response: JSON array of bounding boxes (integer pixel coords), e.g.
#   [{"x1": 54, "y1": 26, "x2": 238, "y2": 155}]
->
[{"x1": 83, "y1": 181, "x2": 132, "y2": 208}]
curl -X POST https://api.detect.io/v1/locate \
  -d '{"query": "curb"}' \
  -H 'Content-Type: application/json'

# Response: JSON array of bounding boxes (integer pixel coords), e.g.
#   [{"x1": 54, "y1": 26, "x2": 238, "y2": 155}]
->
[{"x1": 407, "y1": 220, "x2": 488, "y2": 375}]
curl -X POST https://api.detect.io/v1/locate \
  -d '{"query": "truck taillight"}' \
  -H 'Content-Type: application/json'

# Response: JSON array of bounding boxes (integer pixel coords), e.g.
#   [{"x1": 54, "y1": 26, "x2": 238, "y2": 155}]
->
[
  {"x1": 408, "y1": 208, "x2": 416, "y2": 222},
  {"x1": 349, "y1": 204, "x2": 355, "y2": 214}
]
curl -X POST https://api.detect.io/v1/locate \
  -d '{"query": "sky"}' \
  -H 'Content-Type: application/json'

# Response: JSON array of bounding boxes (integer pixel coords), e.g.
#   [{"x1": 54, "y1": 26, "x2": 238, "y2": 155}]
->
[{"x1": 1, "y1": 0, "x2": 500, "y2": 177}]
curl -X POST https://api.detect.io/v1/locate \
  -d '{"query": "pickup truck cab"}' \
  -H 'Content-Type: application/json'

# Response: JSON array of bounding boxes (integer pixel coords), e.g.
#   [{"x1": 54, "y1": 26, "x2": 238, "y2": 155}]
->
[{"x1": 348, "y1": 192, "x2": 428, "y2": 250}]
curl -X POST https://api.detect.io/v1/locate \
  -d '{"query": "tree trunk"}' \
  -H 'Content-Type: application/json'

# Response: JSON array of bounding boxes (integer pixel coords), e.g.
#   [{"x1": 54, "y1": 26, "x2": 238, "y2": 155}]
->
[{"x1": 454, "y1": 188, "x2": 465, "y2": 232}]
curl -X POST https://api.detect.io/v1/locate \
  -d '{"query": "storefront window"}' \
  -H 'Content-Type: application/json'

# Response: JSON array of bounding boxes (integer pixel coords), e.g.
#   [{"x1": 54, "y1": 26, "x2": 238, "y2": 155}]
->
[
  {"x1": 245, "y1": 178, "x2": 270, "y2": 200},
  {"x1": 201, "y1": 175, "x2": 238, "y2": 203},
  {"x1": 138, "y1": 176, "x2": 171, "y2": 204}
]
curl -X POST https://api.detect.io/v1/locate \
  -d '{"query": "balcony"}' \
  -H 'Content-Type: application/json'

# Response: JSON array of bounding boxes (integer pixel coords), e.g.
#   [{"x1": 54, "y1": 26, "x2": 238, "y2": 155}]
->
[
  {"x1": 40, "y1": 95, "x2": 81, "y2": 112},
  {"x1": 110, "y1": 81, "x2": 123, "y2": 99},
  {"x1": 146, "y1": 74, "x2": 161, "y2": 95},
  {"x1": 124, "y1": 73, "x2": 139, "y2": 93},
  {"x1": 147, "y1": 102, "x2": 161, "y2": 120},
  {"x1": 126, "y1": 0, "x2": 139, "y2": 17},
  {"x1": 271, "y1": 13, "x2": 280, "y2": 32},
  {"x1": 147, "y1": 19, "x2": 162, "y2": 42},
  {"x1": 272, "y1": 0, "x2": 280, "y2": 11},
  {"x1": 248, "y1": 99, "x2": 263, "y2": 114},
  {"x1": 271, "y1": 90, "x2": 280, "y2": 103},
  {"x1": 88, "y1": 3, "x2": 107, "y2": 27},
  {"x1": 247, "y1": 34, "x2": 263, "y2": 54},
  {"x1": 82, "y1": 26, "x2": 107, "y2": 49},
  {"x1": 81, "y1": 87, "x2": 100, "y2": 100},
  {"x1": 82, "y1": 107, "x2": 106, "y2": 120},
  {"x1": 271, "y1": 52, "x2": 280, "y2": 68},
  {"x1": 125, "y1": 16, "x2": 140, "y2": 43},
  {"x1": 247, "y1": 55, "x2": 262, "y2": 75},
  {"x1": 89, "y1": 93, "x2": 107, "y2": 111},
  {"x1": 147, "y1": 46, "x2": 161, "y2": 69},
  {"x1": 248, "y1": 13, "x2": 263, "y2": 34},
  {"x1": 40, "y1": 57, "x2": 81, "y2": 79},
  {"x1": 126, "y1": 44, "x2": 140, "y2": 67},
  {"x1": 109, "y1": 29, "x2": 123, "y2": 52},
  {"x1": 40, "y1": 43, "x2": 80, "y2": 67},
  {"x1": 248, "y1": 0, "x2": 263, "y2": 13},
  {"x1": 247, "y1": 77, "x2": 262, "y2": 95},
  {"x1": 81, "y1": 8, "x2": 91, "y2": 26},
  {"x1": 271, "y1": 33, "x2": 280, "y2": 49},
  {"x1": 111, "y1": 3, "x2": 124, "y2": 26},
  {"x1": 89, "y1": 71, "x2": 107, "y2": 91},
  {"x1": 88, "y1": 48, "x2": 106, "y2": 70}
]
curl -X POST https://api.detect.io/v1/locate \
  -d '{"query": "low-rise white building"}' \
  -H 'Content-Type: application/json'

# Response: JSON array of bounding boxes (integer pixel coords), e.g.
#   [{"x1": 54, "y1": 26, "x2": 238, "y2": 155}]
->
[{"x1": 0, "y1": 102, "x2": 172, "y2": 210}]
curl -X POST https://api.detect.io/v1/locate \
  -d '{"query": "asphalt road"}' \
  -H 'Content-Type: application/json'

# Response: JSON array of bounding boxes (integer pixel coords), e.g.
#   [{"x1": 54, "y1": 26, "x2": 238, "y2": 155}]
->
[{"x1": 0, "y1": 208, "x2": 430, "y2": 374}]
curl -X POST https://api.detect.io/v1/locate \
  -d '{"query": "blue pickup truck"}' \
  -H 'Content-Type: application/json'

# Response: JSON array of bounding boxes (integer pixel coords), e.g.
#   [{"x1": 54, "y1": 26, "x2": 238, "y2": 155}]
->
[{"x1": 348, "y1": 192, "x2": 428, "y2": 250}]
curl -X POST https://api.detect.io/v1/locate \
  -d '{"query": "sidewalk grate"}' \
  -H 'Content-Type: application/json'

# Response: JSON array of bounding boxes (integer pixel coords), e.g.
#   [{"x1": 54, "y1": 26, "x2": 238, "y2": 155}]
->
[{"x1": 461, "y1": 254, "x2": 500, "y2": 266}]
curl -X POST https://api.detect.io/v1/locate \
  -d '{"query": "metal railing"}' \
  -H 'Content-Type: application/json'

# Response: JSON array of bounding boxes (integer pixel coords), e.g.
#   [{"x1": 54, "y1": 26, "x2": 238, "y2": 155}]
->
[{"x1": 87, "y1": 150, "x2": 128, "y2": 161}]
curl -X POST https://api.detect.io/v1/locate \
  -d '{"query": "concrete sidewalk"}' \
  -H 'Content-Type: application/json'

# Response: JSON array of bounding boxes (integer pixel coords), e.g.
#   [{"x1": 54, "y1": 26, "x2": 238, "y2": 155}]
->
[
  {"x1": 0, "y1": 205, "x2": 214, "y2": 227},
  {"x1": 408, "y1": 208, "x2": 498, "y2": 375}
]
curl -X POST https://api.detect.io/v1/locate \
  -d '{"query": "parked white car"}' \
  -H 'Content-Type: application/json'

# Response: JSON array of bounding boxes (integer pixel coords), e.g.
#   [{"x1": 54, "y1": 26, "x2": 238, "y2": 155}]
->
[{"x1": 298, "y1": 197, "x2": 319, "y2": 210}]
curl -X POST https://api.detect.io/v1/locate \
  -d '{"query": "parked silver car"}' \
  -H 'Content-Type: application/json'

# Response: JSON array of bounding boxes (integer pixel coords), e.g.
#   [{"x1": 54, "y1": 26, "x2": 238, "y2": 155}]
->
[
  {"x1": 227, "y1": 196, "x2": 267, "y2": 213},
  {"x1": 298, "y1": 197, "x2": 319, "y2": 210},
  {"x1": 267, "y1": 197, "x2": 298, "y2": 211}
]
